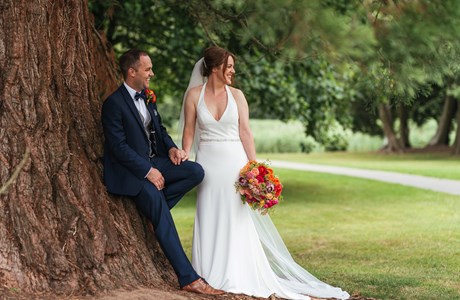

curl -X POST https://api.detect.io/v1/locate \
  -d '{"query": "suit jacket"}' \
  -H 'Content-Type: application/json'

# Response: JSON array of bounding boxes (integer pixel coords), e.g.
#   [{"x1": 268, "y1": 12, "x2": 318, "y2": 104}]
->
[{"x1": 101, "y1": 84, "x2": 176, "y2": 196}]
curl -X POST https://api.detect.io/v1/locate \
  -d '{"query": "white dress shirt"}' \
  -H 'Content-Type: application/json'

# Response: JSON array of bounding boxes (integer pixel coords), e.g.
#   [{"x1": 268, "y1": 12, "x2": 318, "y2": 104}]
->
[{"x1": 124, "y1": 82, "x2": 152, "y2": 129}]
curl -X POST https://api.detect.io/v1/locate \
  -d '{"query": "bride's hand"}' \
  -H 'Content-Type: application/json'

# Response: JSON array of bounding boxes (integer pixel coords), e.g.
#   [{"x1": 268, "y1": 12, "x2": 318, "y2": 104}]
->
[{"x1": 168, "y1": 148, "x2": 188, "y2": 165}]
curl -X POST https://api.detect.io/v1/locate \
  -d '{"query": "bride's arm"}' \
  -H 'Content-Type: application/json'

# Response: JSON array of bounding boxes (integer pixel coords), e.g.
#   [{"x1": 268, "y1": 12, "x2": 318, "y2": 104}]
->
[
  {"x1": 233, "y1": 88, "x2": 257, "y2": 161},
  {"x1": 182, "y1": 88, "x2": 200, "y2": 156}
]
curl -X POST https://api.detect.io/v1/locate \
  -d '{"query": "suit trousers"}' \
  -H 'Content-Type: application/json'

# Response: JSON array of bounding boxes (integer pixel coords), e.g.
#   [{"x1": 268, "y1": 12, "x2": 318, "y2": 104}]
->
[{"x1": 133, "y1": 156, "x2": 204, "y2": 287}]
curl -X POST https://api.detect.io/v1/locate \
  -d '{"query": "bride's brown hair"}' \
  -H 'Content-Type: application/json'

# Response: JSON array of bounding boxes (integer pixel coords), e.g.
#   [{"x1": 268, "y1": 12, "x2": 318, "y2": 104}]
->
[{"x1": 202, "y1": 46, "x2": 235, "y2": 78}]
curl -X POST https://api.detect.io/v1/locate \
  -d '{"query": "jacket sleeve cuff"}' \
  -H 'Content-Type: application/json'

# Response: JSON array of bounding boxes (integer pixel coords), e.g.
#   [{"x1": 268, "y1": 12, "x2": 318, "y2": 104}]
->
[{"x1": 144, "y1": 167, "x2": 153, "y2": 178}]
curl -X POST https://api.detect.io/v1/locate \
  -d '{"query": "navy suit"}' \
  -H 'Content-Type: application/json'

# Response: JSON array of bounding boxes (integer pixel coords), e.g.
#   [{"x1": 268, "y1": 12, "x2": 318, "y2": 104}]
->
[{"x1": 102, "y1": 84, "x2": 203, "y2": 287}]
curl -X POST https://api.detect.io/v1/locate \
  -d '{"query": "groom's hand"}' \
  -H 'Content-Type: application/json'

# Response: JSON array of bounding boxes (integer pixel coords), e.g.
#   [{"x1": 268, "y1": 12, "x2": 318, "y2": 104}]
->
[
  {"x1": 168, "y1": 148, "x2": 188, "y2": 165},
  {"x1": 146, "y1": 168, "x2": 165, "y2": 190}
]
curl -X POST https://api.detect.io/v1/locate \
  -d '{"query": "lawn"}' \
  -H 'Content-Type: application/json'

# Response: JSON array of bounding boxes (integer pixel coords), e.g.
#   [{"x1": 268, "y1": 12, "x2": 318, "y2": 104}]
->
[{"x1": 172, "y1": 167, "x2": 460, "y2": 300}]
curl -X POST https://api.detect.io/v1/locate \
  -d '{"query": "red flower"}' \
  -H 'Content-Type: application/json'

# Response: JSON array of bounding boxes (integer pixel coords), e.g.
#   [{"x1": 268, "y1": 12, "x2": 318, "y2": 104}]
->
[
  {"x1": 256, "y1": 175, "x2": 265, "y2": 183},
  {"x1": 274, "y1": 184, "x2": 282, "y2": 196},
  {"x1": 258, "y1": 165, "x2": 268, "y2": 176},
  {"x1": 144, "y1": 88, "x2": 157, "y2": 105}
]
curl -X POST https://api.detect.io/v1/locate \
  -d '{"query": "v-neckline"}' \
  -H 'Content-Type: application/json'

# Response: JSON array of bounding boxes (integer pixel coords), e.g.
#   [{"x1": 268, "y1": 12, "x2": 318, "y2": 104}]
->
[{"x1": 202, "y1": 85, "x2": 229, "y2": 123}]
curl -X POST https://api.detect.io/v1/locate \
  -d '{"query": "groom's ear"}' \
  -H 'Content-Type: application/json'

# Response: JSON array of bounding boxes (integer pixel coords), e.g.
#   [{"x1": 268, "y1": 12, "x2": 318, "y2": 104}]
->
[{"x1": 127, "y1": 67, "x2": 136, "y2": 78}]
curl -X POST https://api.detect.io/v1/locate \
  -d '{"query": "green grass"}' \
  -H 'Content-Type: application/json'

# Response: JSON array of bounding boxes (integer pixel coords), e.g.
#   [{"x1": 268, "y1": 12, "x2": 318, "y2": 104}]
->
[
  {"x1": 260, "y1": 152, "x2": 460, "y2": 180},
  {"x1": 172, "y1": 168, "x2": 460, "y2": 300}
]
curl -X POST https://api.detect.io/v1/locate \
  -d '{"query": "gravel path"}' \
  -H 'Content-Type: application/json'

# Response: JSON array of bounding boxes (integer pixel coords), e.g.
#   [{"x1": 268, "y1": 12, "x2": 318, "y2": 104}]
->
[{"x1": 270, "y1": 160, "x2": 460, "y2": 196}]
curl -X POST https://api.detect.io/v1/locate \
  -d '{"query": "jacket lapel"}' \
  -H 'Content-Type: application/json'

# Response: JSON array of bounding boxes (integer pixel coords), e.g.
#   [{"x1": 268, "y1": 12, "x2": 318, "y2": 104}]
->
[
  {"x1": 146, "y1": 103, "x2": 161, "y2": 134},
  {"x1": 119, "y1": 85, "x2": 149, "y2": 141}
]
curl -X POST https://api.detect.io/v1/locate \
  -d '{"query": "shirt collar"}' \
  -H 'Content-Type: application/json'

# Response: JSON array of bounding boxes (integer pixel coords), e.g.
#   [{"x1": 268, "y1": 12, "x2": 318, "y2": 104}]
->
[{"x1": 124, "y1": 82, "x2": 140, "y2": 100}]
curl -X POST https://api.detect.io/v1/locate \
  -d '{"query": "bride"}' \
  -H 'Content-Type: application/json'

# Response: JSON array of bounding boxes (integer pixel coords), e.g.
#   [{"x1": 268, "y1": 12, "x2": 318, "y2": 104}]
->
[{"x1": 180, "y1": 46, "x2": 350, "y2": 300}]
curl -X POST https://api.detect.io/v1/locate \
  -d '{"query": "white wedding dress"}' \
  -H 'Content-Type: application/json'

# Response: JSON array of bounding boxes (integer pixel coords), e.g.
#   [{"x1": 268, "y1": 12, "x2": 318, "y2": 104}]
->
[{"x1": 191, "y1": 82, "x2": 350, "y2": 300}]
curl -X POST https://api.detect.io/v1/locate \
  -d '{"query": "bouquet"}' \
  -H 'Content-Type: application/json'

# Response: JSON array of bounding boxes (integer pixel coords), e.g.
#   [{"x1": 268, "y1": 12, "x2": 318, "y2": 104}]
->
[{"x1": 234, "y1": 160, "x2": 283, "y2": 215}]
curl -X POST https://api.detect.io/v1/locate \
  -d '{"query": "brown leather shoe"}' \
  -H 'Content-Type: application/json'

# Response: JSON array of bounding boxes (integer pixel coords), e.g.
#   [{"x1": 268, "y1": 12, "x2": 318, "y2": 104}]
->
[{"x1": 181, "y1": 278, "x2": 225, "y2": 295}]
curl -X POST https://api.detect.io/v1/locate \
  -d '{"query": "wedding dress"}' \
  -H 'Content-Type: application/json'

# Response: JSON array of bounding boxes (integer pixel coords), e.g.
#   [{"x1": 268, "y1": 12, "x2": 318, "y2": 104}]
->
[{"x1": 189, "y1": 80, "x2": 350, "y2": 300}]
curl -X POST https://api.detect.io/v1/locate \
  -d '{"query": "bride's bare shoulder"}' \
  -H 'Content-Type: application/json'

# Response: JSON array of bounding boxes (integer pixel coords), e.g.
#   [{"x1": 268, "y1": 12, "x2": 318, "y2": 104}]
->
[
  {"x1": 228, "y1": 86, "x2": 246, "y2": 101},
  {"x1": 186, "y1": 85, "x2": 204, "y2": 102},
  {"x1": 189, "y1": 85, "x2": 204, "y2": 94}
]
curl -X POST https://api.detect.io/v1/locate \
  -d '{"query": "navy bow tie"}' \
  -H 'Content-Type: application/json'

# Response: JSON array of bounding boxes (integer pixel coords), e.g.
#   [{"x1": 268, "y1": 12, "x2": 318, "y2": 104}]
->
[{"x1": 134, "y1": 90, "x2": 146, "y2": 101}]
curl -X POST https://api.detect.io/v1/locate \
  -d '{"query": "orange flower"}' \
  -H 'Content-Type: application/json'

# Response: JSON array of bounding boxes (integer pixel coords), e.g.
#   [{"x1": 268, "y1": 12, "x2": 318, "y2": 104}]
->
[{"x1": 144, "y1": 88, "x2": 157, "y2": 105}]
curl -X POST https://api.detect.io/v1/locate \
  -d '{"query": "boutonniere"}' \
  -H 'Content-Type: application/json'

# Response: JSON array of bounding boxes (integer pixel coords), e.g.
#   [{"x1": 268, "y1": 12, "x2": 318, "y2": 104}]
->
[{"x1": 145, "y1": 88, "x2": 157, "y2": 105}]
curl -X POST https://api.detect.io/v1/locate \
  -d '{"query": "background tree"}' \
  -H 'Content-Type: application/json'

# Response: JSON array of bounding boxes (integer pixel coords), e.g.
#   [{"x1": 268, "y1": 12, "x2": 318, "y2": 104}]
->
[
  {"x1": 356, "y1": 0, "x2": 460, "y2": 152},
  {"x1": 90, "y1": 0, "x2": 375, "y2": 151},
  {"x1": 446, "y1": 73, "x2": 460, "y2": 154},
  {"x1": 91, "y1": 0, "x2": 460, "y2": 153},
  {"x1": 90, "y1": 0, "x2": 207, "y2": 125},
  {"x1": 186, "y1": 0, "x2": 372, "y2": 141}
]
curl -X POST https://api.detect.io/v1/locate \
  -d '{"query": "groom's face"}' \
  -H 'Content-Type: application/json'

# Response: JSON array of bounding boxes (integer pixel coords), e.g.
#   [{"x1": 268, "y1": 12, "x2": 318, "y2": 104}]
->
[{"x1": 130, "y1": 54, "x2": 154, "y2": 91}]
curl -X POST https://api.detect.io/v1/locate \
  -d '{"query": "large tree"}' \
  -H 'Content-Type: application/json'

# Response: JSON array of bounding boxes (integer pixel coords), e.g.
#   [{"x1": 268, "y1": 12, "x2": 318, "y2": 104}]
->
[{"x1": 0, "y1": 0, "x2": 203, "y2": 297}]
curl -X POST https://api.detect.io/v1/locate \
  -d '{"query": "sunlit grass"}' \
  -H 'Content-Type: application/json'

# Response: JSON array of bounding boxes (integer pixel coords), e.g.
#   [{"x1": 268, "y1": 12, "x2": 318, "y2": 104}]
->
[{"x1": 173, "y1": 169, "x2": 460, "y2": 300}]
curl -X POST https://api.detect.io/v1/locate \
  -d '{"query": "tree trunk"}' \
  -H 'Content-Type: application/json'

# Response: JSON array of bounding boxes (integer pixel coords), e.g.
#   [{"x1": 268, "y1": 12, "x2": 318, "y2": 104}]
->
[
  {"x1": 452, "y1": 99, "x2": 460, "y2": 155},
  {"x1": 398, "y1": 104, "x2": 411, "y2": 148},
  {"x1": 378, "y1": 103, "x2": 404, "y2": 152},
  {"x1": 0, "y1": 0, "x2": 176, "y2": 296},
  {"x1": 428, "y1": 96, "x2": 457, "y2": 146}
]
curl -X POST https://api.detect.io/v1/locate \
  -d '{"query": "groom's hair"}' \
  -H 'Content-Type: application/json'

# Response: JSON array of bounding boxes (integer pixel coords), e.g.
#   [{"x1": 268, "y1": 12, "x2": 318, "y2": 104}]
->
[{"x1": 119, "y1": 49, "x2": 149, "y2": 79}]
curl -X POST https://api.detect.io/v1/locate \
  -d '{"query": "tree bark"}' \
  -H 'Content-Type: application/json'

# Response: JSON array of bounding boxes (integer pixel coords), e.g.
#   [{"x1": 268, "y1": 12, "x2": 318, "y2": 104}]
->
[
  {"x1": 428, "y1": 96, "x2": 457, "y2": 146},
  {"x1": 378, "y1": 103, "x2": 404, "y2": 152},
  {"x1": 398, "y1": 104, "x2": 411, "y2": 148},
  {"x1": 0, "y1": 0, "x2": 176, "y2": 296},
  {"x1": 452, "y1": 99, "x2": 460, "y2": 155}
]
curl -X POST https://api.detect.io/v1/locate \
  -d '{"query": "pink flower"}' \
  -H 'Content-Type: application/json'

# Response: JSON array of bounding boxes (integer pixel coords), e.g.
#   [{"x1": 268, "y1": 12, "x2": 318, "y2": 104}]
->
[{"x1": 266, "y1": 183, "x2": 274, "y2": 192}]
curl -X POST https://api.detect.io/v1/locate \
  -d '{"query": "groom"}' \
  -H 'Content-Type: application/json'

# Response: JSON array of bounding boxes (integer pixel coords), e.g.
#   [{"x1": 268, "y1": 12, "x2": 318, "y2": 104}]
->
[{"x1": 101, "y1": 49, "x2": 223, "y2": 295}]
